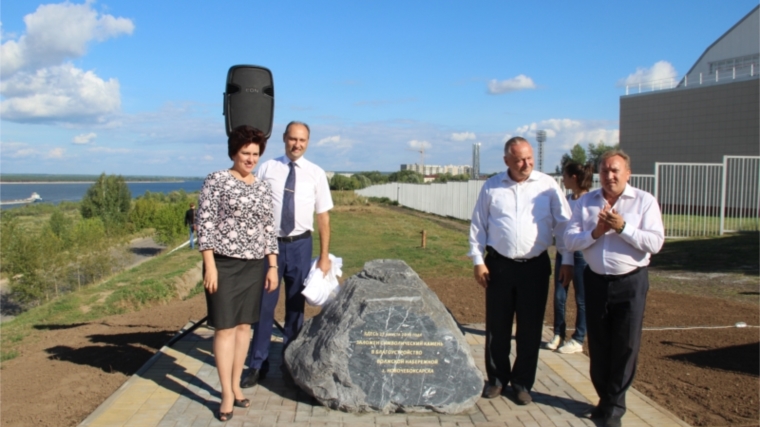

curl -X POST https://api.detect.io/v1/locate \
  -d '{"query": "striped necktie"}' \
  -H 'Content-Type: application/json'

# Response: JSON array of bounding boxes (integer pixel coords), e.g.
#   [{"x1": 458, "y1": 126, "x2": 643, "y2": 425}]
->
[{"x1": 281, "y1": 161, "x2": 296, "y2": 235}]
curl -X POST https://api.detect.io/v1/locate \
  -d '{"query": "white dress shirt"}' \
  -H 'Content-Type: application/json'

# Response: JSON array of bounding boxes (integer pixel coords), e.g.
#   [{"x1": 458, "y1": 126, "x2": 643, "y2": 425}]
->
[
  {"x1": 468, "y1": 169, "x2": 573, "y2": 266},
  {"x1": 564, "y1": 185, "x2": 664, "y2": 275},
  {"x1": 256, "y1": 155, "x2": 334, "y2": 237}
]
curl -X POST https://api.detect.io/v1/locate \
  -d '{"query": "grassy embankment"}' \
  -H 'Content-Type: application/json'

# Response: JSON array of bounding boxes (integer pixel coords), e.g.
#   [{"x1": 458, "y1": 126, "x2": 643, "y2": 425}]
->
[{"x1": 0, "y1": 246, "x2": 202, "y2": 363}]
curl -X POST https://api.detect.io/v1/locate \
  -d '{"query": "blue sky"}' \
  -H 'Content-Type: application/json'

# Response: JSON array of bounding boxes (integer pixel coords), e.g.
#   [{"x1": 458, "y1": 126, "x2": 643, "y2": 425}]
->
[{"x1": 1, "y1": 0, "x2": 757, "y2": 177}]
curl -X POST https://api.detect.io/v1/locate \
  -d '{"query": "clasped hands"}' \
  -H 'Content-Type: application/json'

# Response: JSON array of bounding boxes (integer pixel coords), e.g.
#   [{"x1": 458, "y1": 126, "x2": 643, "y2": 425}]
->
[{"x1": 592, "y1": 203, "x2": 624, "y2": 239}]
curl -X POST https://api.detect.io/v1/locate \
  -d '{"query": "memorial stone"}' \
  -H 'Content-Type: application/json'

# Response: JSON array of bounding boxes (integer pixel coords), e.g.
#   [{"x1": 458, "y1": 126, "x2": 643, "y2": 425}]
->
[{"x1": 284, "y1": 259, "x2": 484, "y2": 414}]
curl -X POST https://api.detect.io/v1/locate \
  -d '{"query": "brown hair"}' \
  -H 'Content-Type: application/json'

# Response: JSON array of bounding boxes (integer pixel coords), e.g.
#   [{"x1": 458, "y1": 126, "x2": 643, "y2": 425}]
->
[
  {"x1": 598, "y1": 149, "x2": 631, "y2": 171},
  {"x1": 563, "y1": 161, "x2": 594, "y2": 191},
  {"x1": 228, "y1": 125, "x2": 268, "y2": 160}
]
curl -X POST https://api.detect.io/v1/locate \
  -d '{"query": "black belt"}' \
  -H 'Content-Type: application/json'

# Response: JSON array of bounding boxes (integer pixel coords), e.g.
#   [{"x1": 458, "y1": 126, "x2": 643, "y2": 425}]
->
[
  {"x1": 588, "y1": 266, "x2": 644, "y2": 281},
  {"x1": 486, "y1": 246, "x2": 546, "y2": 263},
  {"x1": 278, "y1": 230, "x2": 311, "y2": 243}
]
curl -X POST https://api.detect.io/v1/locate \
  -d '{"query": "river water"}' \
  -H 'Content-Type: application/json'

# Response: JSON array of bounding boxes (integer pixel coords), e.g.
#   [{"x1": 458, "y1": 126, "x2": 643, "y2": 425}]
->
[{"x1": 0, "y1": 181, "x2": 204, "y2": 210}]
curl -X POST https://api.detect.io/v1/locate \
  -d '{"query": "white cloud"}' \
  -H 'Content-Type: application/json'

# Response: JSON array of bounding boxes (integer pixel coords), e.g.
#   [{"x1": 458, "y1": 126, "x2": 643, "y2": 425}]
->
[
  {"x1": 508, "y1": 118, "x2": 619, "y2": 171},
  {"x1": 1, "y1": 2, "x2": 134, "y2": 76},
  {"x1": 316, "y1": 135, "x2": 352, "y2": 149},
  {"x1": 46, "y1": 147, "x2": 64, "y2": 158},
  {"x1": 451, "y1": 132, "x2": 476, "y2": 141},
  {"x1": 618, "y1": 61, "x2": 678, "y2": 87},
  {"x1": 408, "y1": 140, "x2": 431, "y2": 150},
  {"x1": 73, "y1": 132, "x2": 97, "y2": 144},
  {"x1": 203, "y1": 155, "x2": 214, "y2": 161},
  {"x1": 487, "y1": 75, "x2": 537, "y2": 94},
  {"x1": 1, "y1": 141, "x2": 35, "y2": 158},
  {"x1": 0, "y1": 2, "x2": 133, "y2": 124},
  {"x1": 88, "y1": 146, "x2": 130, "y2": 154}
]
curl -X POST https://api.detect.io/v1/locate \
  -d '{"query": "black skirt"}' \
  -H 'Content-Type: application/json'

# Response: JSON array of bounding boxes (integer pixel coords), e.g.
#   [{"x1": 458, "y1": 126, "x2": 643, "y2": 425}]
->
[{"x1": 204, "y1": 254, "x2": 265, "y2": 330}]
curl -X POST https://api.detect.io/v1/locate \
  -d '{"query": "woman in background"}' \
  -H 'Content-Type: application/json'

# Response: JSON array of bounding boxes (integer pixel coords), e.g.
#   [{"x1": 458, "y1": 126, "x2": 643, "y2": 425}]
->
[
  {"x1": 196, "y1": 125, "x2": 279, "y2": 421},
  {"x1": 542, "y1": 161, "x2": 593, "y2": 354}
]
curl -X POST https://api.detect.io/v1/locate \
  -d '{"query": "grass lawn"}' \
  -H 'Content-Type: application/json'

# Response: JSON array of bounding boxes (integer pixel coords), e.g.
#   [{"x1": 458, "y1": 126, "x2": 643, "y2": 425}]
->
[{"x1": 315, "y1": 204, "x2": 472, "y2": 280}]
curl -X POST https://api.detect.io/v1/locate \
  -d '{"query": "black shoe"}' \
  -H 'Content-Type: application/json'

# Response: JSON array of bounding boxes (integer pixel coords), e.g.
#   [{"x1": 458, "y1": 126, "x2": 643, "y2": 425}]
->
[
  {"x1": 217, "y1": 410, "x2": 233, "y2": 422},
  {"x1": 583, "y1": 405, "x2": 606, "y2": 419},
  {"x1": 604, "y1": 415, "x2": 622, "y2": 427},
  {"x1": 514, "y1": 389, "x2": 532, "y2": 405},
  {"x1": 240, "y1": 368, "x2": 266, "y2": 388},
  {"x1": 482, "y1": 384, "x2": 502, "y2": 399}
]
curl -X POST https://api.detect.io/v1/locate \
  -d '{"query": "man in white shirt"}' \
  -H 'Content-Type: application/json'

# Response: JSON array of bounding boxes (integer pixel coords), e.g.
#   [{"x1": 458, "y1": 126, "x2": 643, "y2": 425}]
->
[
  {"x1": 242, "y1": 121, "x2": 334, "y2": 388},
  {"x1": 564, "y1": 150, "x2": 664, "y2": 427},
  {"x1": 469, "y1": 137, "x2": 574, "y2": 405}
]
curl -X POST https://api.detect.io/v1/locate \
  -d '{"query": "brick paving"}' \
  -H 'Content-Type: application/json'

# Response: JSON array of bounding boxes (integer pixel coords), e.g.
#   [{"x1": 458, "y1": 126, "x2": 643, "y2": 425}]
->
[{"x1": 79, "y1": 323, "x2": 690, "y2": 427}]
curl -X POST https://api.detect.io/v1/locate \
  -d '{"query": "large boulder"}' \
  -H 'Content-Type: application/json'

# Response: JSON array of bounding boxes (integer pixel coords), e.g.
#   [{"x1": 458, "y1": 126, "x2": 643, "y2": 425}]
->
[{"x1": 284, "y1": 259, "x2": 483, "y2": 414}]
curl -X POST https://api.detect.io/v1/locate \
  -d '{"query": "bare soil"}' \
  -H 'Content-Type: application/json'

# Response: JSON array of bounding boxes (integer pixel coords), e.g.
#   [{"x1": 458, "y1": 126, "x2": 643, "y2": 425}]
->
[{"x1": 1, "y1": 231, "x2": 758, "y2": 426}]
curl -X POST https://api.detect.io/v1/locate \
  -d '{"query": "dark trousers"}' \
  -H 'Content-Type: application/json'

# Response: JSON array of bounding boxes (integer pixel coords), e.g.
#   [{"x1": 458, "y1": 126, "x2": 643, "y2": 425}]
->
[
  {"x1": 247, "y1": 236, "x2": 312, "y2": 370},
  {"x1": 484, "y1": 249, "x2": 551, "y2": 391},
  {"x1": 584, "y1": 266, "x2": 649, "y2": 418}
]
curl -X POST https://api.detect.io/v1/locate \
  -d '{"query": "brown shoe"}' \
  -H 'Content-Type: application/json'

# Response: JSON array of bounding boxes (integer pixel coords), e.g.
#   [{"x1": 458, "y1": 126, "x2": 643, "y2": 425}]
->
[
  {"x1": 482, "y1": 384, "x2": 502, "y2": 399},
  {"x1": 514, "y1": 389, "x2": 532, "y2": 405}
]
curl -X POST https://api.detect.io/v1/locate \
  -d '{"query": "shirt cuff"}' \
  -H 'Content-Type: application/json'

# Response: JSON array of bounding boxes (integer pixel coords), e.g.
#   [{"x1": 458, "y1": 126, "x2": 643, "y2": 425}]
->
[
  {"x1": 620, "y1": 221, "x2": 635, "y2": 238},
  {"x1": 471, "y1": 255, "x2": 485, "y2": 266},
  {"x1": 560, "y1": 251, "x2": 574, "y2": 266}
]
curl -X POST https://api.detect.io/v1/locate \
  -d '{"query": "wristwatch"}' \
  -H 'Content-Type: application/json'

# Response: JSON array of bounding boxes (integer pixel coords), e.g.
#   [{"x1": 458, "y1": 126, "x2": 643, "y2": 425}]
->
[
  {"x1": 616, "y1": 221, "x2": 626, "y2": 234},
  {"x1": 269, "y1": 265, "x2": 278, "y2": 269}
]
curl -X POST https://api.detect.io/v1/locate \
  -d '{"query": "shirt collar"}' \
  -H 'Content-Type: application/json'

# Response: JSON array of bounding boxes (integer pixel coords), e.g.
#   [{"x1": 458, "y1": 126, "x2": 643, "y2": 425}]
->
[
  {"x1": 593, "y1": 184, "x2": 635, "y2": 200},
  {"x1": 279, "y1": 155, "x2": 305, "y2": 167}
]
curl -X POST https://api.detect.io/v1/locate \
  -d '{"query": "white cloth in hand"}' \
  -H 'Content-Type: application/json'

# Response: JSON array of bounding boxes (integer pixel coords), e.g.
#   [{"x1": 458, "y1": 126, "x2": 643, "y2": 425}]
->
[{"x1": 301, "y1": 254, "x2": 342, "y2": 306}]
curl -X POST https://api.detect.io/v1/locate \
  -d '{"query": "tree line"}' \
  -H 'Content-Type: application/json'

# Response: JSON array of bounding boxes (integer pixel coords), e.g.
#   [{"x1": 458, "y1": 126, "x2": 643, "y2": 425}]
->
[
  {"x1": 0, "y1": 173, "x2": 196, "y2": 306},
  {"x1": 555, "y1": 141, "x2": 620, "y2": 174},
  {"x1": 329, "y1": 170, "x2": 470, "y2": 190}
]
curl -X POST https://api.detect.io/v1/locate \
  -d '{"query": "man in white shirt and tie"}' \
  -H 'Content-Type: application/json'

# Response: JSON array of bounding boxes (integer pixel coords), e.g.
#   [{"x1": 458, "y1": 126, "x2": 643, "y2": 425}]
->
[
  {"x1": 242, "y1": 121, "x2": 333, "y2": 388},
  {"x1": 564, "y1": 150, "x2": 664, "y2": 427},
  {"x1": 469, "y1": 137, "x2": 574, "y2": 405}
]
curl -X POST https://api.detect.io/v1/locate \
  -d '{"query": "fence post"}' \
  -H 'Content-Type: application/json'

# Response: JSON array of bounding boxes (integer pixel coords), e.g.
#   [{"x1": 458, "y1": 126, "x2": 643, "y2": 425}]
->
[
  {"x1": 719, "y1": 156, "x2": 728, "y2": 235},
  {"x1": 654, "y1": 162, "x2": 660, "y2": 200}
]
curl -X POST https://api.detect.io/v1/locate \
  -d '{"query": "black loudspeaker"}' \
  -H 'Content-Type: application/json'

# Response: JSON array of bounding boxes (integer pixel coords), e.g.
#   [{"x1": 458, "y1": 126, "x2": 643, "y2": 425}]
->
[{"x1": 223, "y1": 65, "x2": 274, "y2": 137}]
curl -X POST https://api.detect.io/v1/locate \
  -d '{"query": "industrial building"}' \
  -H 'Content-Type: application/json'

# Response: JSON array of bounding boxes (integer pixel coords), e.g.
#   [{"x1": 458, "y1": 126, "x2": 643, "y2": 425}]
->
[{"x1": 620, "y1": 6, "x2": 759, "y2": 174}]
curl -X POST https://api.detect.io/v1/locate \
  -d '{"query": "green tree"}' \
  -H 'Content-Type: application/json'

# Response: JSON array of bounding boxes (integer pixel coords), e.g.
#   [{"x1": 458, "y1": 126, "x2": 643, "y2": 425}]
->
[
  {"x1": 48, "y1": 208, "x2": 73, "y2": 242},
  {"x1": 71, "y1": 218, "x2": 114, "y2": 289},
  {"x1": 353, "y1": 171, "x2": 388, "y2": 185},
  {"x1": 556, "y1": 144, "x2": 589, "y2": 173},
  {"x1": 587, "y1": 140, "x2": 619, "y2": 172},
  {"x1": 1, "y1": 219, "x2": 48, "y2": 303},
  {"x1": 80, "y1": 173, "x2": 132, "y2": 231},
  {"x1": 388, "y1": 170, "x2": 423, "y2": 183},
  {"x1": 434, "y1": 173, "x2": 470, "y2": 183},
  {"x1": 352, "y1": 174, "x2": 371, "y2": 189},
  {"x1": 152, "y1": 202, "x2": 187, "y2": 245},
  {"x1": 330, "y1": 174, "x2": 355, "y2": 191},
  {"x1": 129, "y1": 197, "x2": 161, "y2": 230}
]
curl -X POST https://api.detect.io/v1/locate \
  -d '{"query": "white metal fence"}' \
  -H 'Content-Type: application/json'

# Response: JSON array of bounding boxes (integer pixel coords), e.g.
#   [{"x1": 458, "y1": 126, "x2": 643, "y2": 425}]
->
[{"x1": 355, "y1": 156, "x2": 760, "y2": 238}]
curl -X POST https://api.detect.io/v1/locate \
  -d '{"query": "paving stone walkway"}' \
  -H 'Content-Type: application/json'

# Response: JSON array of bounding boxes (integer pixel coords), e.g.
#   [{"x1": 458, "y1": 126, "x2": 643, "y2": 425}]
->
[{"x1": 79, "y1": 323, "x2": 690, "y2": 427}]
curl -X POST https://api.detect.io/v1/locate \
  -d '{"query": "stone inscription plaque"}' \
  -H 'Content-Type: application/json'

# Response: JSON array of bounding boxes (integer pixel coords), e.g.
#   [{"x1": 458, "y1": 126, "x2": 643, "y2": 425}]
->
[{"x1": 348, "y1": 305, "x2": 481, "y2": 409}]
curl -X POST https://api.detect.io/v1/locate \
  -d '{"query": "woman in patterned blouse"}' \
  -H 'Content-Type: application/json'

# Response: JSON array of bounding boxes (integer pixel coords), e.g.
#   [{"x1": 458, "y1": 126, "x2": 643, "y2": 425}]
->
[{"x1": 196, "y1": 125, "x2": 279, "y2": 422}]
